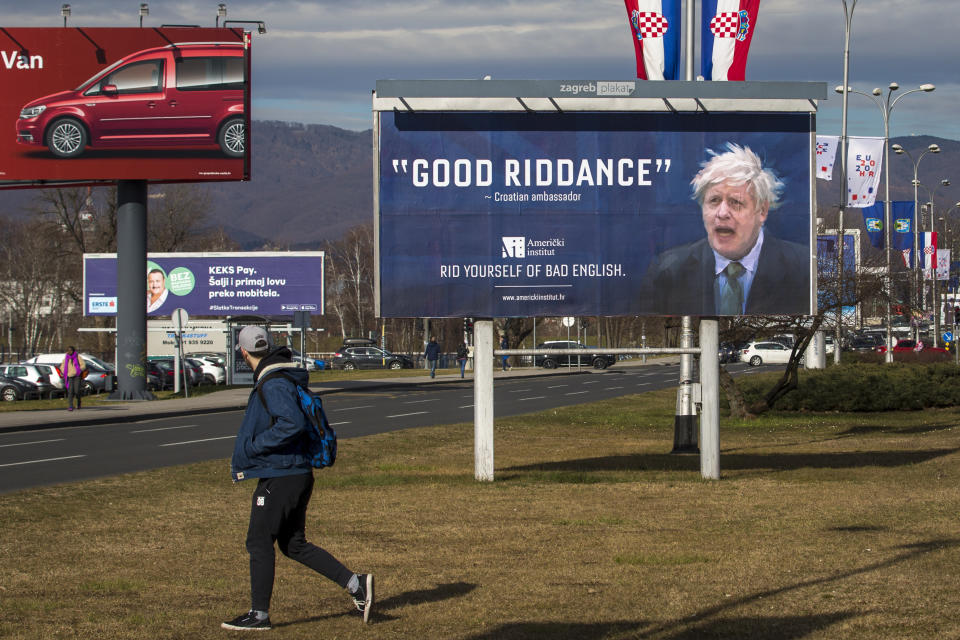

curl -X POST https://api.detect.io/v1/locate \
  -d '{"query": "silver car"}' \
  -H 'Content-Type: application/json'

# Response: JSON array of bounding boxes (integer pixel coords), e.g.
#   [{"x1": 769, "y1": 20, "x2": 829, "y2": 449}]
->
[{"x1": 0, "y1": 364, "x2": 56, "y2": 399}]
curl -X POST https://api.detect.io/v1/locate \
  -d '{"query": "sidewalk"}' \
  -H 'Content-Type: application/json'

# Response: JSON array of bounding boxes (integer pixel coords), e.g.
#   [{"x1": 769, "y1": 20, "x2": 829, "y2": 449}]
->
[{"x1": 0, "y1": 357, "x2": 677, "y2": 432}]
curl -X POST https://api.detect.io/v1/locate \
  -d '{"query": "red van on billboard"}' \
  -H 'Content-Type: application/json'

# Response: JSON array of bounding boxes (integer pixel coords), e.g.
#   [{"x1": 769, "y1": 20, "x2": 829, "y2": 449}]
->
[{"x1": 15, "y1": 41, "x2": 246, "y2": 159}]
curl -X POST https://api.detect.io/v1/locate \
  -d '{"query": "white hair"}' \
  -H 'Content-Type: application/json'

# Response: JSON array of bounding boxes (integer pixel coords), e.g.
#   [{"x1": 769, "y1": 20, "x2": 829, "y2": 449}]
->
[{"x1": 691, "y1": 142, "x2": 784, "y2": 211}]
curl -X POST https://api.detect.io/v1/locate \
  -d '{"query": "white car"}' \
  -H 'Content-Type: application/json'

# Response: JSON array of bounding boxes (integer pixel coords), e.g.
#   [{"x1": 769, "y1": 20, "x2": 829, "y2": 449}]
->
[
  {"x1": 741, "y1": 341, "x2": 797, "y2": 367},
  {"x1": 188, "y1": 355, "x2": 226, "y2": 385}
]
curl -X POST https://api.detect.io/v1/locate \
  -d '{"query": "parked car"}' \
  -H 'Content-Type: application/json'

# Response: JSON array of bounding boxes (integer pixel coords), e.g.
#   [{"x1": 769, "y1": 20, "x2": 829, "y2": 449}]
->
[
  {"x1": 741, "y1": 341, "x2": 798, "y2": 367},
  {"x1": 534, "y1": 341, "x2": 617, "y2": 370},
  {"x1": 186, "y1": 357, "x2": 223, "y2": 385},
  {"x1": 330, "y1": 346, "x2": 414, "y2": 371},
  {"x1": 0, "y1": 375, "x2": 40, "y2": 402},
  {"x1": 33, "y1": 363, "x2": 65, "y2": 396},
  {"x1": 0, "y1": 364, "x2": 56, "y2": 398},
  {"x1": 16, "y1": 42, "x2": 246, "y2": 158},
  {"x1": 188, "y1": 354, "x2": 226, "y2": 384},
  {"x1": 289, "y1": 349, "x2": 317, "y2": 371},
  {"x1": 874, "y1": 339, "x2": 947, "y2": 355},
  {"x1": 81, "y1": 361, "x2": 116, "y2": 395},
  {"x1": 149, "y1": 358, "x2": 201, "y2": 387},
  {"x1": 846, "y1": 336, "x2": 882, "y2": 352},
  {"x1": 23, "y1": 352, "x2": 114, "y2": 373},
  {"x1": 146, "y1": 361, "x2": 174, "y2": 390},
  {"x1": 719, "y1": 342, "x2": 740, "y2": 364}
]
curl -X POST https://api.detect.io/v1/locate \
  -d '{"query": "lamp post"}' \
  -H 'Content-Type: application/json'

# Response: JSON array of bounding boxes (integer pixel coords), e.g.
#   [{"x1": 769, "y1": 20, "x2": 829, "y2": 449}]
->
[
  {"x1": 836, "y1": 82, "x2": 936, "y2": 363},
  {"x1": 834, "y1": 0, "x2": 858, "y2": 365},
  {"x1": 217, "y1": 4, "x2": 227, "y2": 28},
  {"x1": 923, "y1": 179, "x2": 951, "y2": 346},
  {"x1": 892, "y1": 142, "x2": 940, "y2": 340},
  {"x1": 61, "y1": 4, "x2": 71, "y2": 27},
  {"x1": 139, "y1": 3, "x2": 149, "y2": 27}
]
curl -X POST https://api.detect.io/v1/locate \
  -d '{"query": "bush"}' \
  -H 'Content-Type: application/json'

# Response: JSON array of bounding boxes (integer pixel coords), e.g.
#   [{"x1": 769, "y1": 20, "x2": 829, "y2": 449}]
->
[{"x1": 734, "y1": 362, "x2": 960, "y2": 412}]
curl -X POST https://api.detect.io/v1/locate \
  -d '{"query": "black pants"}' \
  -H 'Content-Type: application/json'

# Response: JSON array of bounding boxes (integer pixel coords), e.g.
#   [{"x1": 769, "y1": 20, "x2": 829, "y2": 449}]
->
[
  {"x1": 66, "y1": 375, "x2": 82, "y2": 408},
  {"x1": 246, "y1": 473, "x2": 353, "y2": 611}
]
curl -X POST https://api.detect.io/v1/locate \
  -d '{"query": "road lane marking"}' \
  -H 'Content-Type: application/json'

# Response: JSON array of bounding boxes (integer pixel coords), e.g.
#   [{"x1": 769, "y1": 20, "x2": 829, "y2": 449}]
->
[
  {"x1": 0, "y1": 455, "x2": 85, "y2": 468},
  {"x1": 508, "y1": 389, "x2": 532, "y2": 393},
  {"x1": 582, "y1": 381, "x2": 599, "y2": 385},
  {"x1": 637, "y1": 382, "x2": 650, "y2": 386},
  {"x1": 330, "y1": 405, "x2": 374, "y2": 411},
  {"x1": 403, "y1": 399, "x2": 440, "y2": 404},
  {"x1": 130, "y1": 425, "x2": 198, "y2": 434},
  {"x1": 458, "y1": 404, "x2": 474, "y2": 409},
  {"x1": 387, "y1": 411, "x2": 429, "y2": 418},
  {"x1": 604, "y1": 386, "x2": 624, "y2": 391},
  {"x1": 160, "y1": 435, "x2": 236, "y2": 447},
  {"x1": 519, "y1": 396, "x2": 546, "y2": 401},
  {"x1": 329, "y1": 421, "x2": 351, "y2": 426},
  {"x1": 547, "y1": 384, "x2": 568, "y2": 389},
  {"x1": 0, "y1": 439, "x2": 65, "y2": 448},
  {"x1": 565, "y1": 391, "x2": 589, "y2": 396}
]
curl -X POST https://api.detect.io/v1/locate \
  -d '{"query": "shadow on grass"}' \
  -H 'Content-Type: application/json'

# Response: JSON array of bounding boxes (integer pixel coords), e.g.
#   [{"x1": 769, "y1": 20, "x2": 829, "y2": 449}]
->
[
  {"x1": 501, "y1": 448, "x2": 960, "y2": 477},
  {"x1": 461, "y1": 621, "x2": 651, "y2": 639},
  {"x1": 663, "y1": 612, "x2": 856, "y2": 640},
  {"x1": 273, "y1": 581, "x2": 476, "y2": 627}
]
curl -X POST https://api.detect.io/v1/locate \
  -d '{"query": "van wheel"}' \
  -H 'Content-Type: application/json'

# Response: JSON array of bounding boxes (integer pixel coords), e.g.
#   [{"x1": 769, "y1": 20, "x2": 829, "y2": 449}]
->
[
  {"x1": 218, "y1": 117, "x2": 245, "y2": 157},
  {"x1": 47, "y1": 118, "x2": 87, "y2": 158}
]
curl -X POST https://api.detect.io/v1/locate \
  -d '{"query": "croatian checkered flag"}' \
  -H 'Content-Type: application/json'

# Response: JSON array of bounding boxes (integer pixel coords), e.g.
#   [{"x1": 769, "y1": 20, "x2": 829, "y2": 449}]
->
[
  {"x1": 701, "y1": 0, "x2": 761, "y2": 81},
  {"x1": 921, "y1": 231, "x2": 937, "y2": 278},
  {"x1": 624, "y1": 0, "x2": 680, "y2": 80}
]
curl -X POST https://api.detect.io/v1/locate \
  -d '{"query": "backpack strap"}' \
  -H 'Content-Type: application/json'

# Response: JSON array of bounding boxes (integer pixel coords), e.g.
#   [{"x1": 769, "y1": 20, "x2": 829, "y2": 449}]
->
[{"x1": 254, "y1": 370, "x2": 298, "y2": 425}]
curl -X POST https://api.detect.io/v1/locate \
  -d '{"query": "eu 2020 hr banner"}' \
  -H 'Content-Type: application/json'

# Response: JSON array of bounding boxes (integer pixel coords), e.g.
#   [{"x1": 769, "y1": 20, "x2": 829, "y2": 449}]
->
[
  {"x1": 378, "y1": 111, "x2": 813, "y2": 317},
  {"x1": 84, "y1": 252, "x2": 323, "y2": 317}
]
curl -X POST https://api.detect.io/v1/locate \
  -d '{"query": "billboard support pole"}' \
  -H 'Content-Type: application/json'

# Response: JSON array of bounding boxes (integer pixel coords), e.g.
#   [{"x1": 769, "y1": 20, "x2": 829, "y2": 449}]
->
[
  {"x1": 109, "y1": 179, "x2": 153, "y2": 401},
  {"x1": 672, "y1": 316, "x2": 699, "y2": 453},
  {"x1": 473, "y1": 318, "x2": 494, "y2": 481},
  {"x1": 699, "y1": 319, "x2": 720, "y2": 480}
]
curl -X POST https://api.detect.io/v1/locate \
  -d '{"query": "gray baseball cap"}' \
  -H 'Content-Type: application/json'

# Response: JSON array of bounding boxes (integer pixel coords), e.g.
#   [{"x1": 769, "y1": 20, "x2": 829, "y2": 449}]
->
[{"x1": 236, "y1": 325, "x2": 271, "y2": 352}]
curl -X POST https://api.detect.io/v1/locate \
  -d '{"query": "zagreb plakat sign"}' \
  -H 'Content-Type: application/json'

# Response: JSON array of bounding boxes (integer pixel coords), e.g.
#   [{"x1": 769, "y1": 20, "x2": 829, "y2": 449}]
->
[
  {"x1": 377, "y1": 111, "x2": 814, "y2": 317},
  {"x1": 0, "y1": 28, "x2": 249, "y2": 186},
  {"x1": 83, "y1": 252, "x2": 323, "y2": 317}
]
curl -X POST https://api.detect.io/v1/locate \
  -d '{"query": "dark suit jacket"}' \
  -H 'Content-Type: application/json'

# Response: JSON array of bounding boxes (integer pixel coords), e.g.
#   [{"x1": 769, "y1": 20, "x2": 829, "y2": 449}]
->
[{"x1": 637, "y1": 235, "x2": 810, "y2": 316}]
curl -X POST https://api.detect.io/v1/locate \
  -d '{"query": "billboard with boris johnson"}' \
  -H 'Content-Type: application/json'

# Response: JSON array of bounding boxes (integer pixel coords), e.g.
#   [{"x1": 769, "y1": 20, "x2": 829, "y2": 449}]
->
[
  {"x1": 0, "y1": 27, "x2": 250, "y2": 187},
  {"x1": 375, "y1": 91, "x2": 818, "y2": 318}
]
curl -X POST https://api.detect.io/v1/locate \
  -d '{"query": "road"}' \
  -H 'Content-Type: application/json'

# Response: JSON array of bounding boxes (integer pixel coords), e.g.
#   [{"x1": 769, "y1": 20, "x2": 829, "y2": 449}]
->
[{"x1": 0, "y1": 361, "x2": 764, "y2": 494}]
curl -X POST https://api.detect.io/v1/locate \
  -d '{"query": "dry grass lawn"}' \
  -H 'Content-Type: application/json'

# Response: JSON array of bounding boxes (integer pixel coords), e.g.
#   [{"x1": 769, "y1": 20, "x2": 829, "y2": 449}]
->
[{"x1": 1, "y1": 387, "x2": 959, "y2": 639}]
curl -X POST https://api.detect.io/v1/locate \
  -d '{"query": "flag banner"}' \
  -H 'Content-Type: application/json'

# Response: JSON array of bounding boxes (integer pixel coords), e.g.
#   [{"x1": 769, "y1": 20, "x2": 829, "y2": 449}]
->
[
  {"x1": 860, "y1": 201, "x2": 885, "y2": 249},
  {"x1": 815, "y1": 135, "x2": 839, "y2": 180},
  {"x1": 846, "y1": 136, "x2": 885, "y2": 207},
  {"x1": 937, "y1": 248, "x2": 951, "y2": 281},
  {"x1": 701, "y1": 0, "x2": 760, "y2": 81},
  {"x1": 891, "y1": 201, "x2": 915, "y2": 265},
  {"x1": 624, "y1": 0, "x2": 681, "y2": 80},
  {"x1": 922, "y1": 231, "x2": 937, "y2": 277}
]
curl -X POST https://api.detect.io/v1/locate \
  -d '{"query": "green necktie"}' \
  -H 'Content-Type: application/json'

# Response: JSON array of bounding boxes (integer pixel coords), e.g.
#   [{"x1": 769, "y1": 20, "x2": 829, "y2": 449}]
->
[{"x1": 719, "y1": 261, "x2": 745, "y2": 315}]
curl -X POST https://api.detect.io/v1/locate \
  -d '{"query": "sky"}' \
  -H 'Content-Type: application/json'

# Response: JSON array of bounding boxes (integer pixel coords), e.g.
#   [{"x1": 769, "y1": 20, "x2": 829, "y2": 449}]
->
[{"x1": 4, "y1": 0, "x2": 959, "y2": 140}]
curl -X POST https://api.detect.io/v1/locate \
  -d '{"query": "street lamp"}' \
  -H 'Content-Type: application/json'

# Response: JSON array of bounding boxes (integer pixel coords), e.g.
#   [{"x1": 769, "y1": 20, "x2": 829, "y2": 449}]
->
[
  {"x1": 833, "y1": 0, "x2": 858, "y2": 365},
  {"x1": 216, "y1": 4, "x2": 227, "y2": 27},
  {"x1": 61, "y1": 4, "x2": 71, "y2": 27},
  {"x1": 139, "y1": 3, "x2": 149, "y2": 27},
  {"x1": 892, "y1": 142, "x2": 940, "y2": 339},
  {"x1": 835, "y1": 81, "x2": 936, "y2": 362},
  {"x1": 922, "y1": 179, "x2": 951, "y2": 345}
]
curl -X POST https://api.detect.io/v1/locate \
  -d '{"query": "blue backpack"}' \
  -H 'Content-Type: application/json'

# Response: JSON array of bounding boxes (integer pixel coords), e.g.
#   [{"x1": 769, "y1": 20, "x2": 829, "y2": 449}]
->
[{"x1": 255, "y1": 371, "x2": 337, "y2": 469}]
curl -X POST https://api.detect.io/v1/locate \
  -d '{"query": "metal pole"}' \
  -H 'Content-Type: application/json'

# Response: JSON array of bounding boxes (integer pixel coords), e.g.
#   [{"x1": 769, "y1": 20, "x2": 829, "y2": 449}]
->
[
  {"x1": 699, "y1": 319, "x2": 719, "y2": 480},
  {"x1": 836, "y1": 0, "x2": 857, "y2": 364},
  {"x1": 473, "y1": 319, "x2": 494, "y2": 481},
  {"x1": 673, "y1": 316, "x2": 698, "y2": 453},
  {"x1": 883, "y1": 104, "x2": 894, "y2": 363},
  {"x1": 109, "y1": 180, "x2": 153, "y2": 400}
]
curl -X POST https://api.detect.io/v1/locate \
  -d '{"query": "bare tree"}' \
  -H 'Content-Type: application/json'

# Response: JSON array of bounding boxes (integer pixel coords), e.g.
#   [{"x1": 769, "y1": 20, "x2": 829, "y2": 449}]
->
[
  {"x1": 147, "y1": 184, "x2": 214, "y2": 252},
  {"x1": 325, "y1": 224, "x2": 374, "y2": 338}
]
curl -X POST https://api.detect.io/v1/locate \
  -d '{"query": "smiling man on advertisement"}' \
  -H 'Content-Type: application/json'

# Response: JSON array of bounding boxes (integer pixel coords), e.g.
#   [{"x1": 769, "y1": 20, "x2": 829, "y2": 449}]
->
[{"x1": 637, "y1": 142, "x2": 808, "y2": 316}]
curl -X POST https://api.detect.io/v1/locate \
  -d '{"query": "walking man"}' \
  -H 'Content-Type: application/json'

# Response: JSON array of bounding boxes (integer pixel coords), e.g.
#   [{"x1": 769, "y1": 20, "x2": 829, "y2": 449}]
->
[
  {"x1": 61, "y1": 346, "x2": 86, "y2": 411},
  {"x1": 456, "y1": 341, "x2": 468, "y2": 379},
  {"x1": 223, "y1": 326, "x2": 374, "y2": 631},
  {"x1": 424, "y1": 335, "x2": 440, "y2": 378}
]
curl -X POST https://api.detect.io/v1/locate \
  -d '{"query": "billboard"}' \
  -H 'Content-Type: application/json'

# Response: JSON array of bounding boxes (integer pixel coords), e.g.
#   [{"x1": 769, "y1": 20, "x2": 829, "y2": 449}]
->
[
  {"x1": 377, "y1": 110, "x2": 814, "y2": 317},
  {"x1": 0, "y1": 28, "x2": 249, "y2": 186},
  {"x1": 84, "y1": 252, "x2": 324, "y2": 317}
]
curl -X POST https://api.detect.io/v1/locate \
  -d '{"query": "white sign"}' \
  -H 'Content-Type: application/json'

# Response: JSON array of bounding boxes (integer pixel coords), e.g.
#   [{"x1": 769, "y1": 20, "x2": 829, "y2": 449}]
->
[{"x1": 561, "y1": 316, "x2": 575, "y2": 327}]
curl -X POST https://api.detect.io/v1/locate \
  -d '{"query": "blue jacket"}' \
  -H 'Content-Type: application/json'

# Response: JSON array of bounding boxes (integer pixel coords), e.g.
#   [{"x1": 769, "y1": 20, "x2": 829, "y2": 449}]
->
[
  {"x1": 424, "y1": 340, "x2": 440, "y2": 361},
  {"x1": 231, "y1": 358, "x2": 313, "y2": 482}
]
